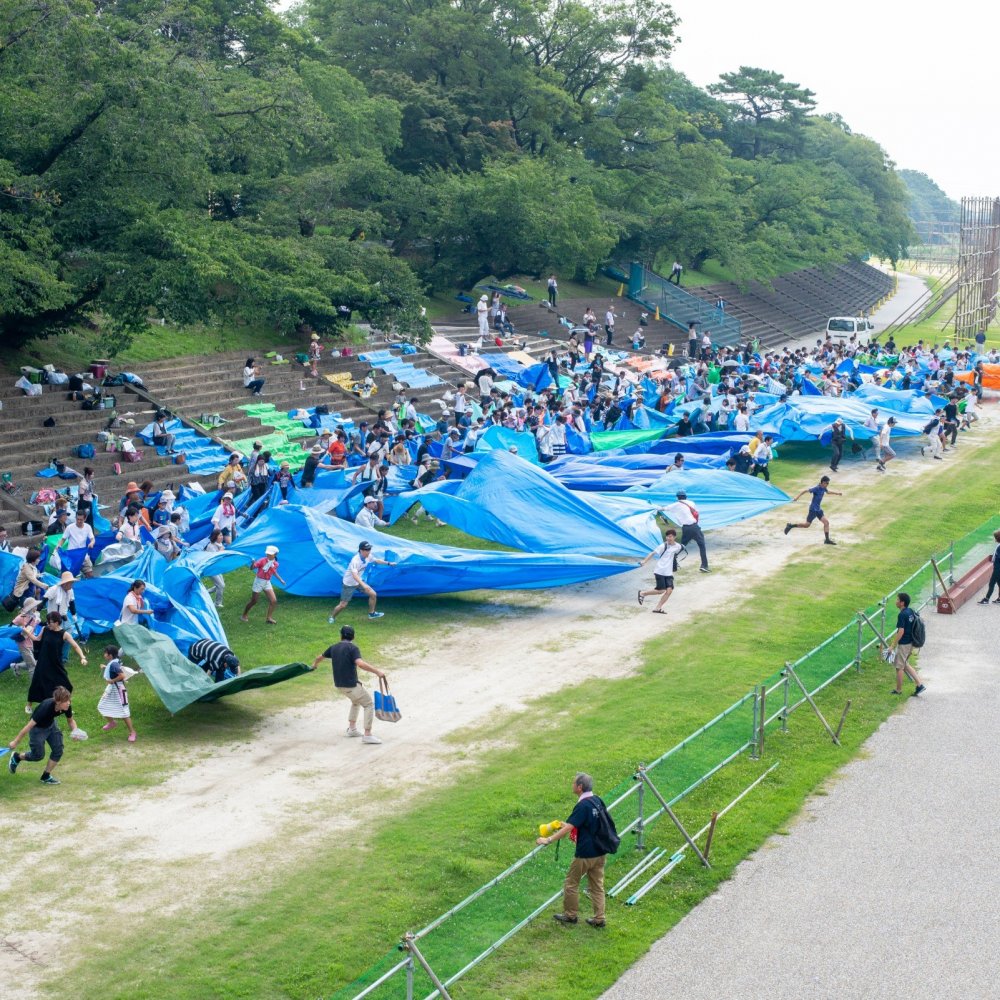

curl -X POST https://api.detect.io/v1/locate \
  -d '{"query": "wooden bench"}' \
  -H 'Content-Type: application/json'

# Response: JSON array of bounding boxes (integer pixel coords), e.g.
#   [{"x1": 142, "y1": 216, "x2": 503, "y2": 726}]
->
[{"x1": 936, "y1": 556, "x2": 994, "y2": 614}]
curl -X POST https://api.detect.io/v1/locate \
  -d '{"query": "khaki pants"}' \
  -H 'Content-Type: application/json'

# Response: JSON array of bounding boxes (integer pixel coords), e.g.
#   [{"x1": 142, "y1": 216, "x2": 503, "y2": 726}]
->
[
  {"x1": 337, "y1": 683, "x2": 373, "y2": 730},
  {"x1": 563, "y1": 855, "x2": 606, "y2": 920}
]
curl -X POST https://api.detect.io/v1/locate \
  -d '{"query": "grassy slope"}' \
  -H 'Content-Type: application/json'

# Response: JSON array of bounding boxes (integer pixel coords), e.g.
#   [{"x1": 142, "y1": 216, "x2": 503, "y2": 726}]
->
[{"x1": 25, "y1": 430, "x2": 1000, "y2": 1000}]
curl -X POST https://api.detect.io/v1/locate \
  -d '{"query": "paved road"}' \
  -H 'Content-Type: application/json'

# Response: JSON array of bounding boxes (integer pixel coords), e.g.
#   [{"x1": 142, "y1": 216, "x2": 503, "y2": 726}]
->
[
  {"x1": 601, "y1": 603, "x2": 1000, "y2": 1000},
  {"x1": 868, "y1": 270, "x2": 929, "y2": 333}
]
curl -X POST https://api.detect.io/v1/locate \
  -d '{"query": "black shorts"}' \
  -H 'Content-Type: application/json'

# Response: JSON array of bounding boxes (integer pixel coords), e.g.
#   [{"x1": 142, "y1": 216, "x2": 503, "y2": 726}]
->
[
  {"x1": 654, "y1": 574, "x2": 674, "y2": 590},
  {"x1": 806, "y1": 508, "x2": 824, "y2": 523}
]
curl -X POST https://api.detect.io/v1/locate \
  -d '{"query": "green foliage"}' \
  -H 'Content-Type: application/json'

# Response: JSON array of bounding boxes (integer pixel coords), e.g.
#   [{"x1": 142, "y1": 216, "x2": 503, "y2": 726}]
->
[
  {"x1": 899, "y1": 169, "x2": 960, "y2": 242},
  {"x1": 0, "y1": 0, "x2": 924, "y2": 348}
]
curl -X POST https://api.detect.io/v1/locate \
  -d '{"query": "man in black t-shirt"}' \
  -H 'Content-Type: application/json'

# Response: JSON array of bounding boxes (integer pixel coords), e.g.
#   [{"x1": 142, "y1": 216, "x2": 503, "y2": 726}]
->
[
  {"x1": 884, "y1": 592, "x2": 926, "y2": 697},
  {"x1": 536, "y1": 772, "x2": 608, "y2": 927},
  {"x1": 8, "y1": 686, "x2": 75, "y2": 785},
  {"x1": 311, "y1": 625, "x2": 388, "y2": 745}
]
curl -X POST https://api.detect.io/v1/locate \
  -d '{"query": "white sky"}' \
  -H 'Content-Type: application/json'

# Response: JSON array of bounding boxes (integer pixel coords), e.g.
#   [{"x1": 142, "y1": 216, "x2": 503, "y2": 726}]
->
[{"x1": 667, "y1": 0, "x2": 998, "y2": 203}]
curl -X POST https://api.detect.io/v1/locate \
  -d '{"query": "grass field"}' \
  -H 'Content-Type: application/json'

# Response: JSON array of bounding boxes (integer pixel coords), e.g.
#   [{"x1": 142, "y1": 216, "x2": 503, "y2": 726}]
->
[{"x1": 3, "y1": 423, "x2": 998, "y2": 1000}]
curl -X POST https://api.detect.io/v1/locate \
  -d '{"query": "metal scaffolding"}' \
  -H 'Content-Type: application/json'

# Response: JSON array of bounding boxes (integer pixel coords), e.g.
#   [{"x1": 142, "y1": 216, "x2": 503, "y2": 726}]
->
[{"x1": 954, "y1": 196, "x2": 1000, "y2": 341}]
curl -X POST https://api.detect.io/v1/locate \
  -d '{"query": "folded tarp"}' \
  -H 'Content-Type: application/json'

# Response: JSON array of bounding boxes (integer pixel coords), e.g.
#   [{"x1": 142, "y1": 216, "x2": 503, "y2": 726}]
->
[
  {"x1": 386, "y1": 450, "x2": 660, "y2": 558},
  {"x1": 74, "y1": 546, "x2": 227, "y2": 650},
  {"x1": 625, "y1": 469, "x2": 791, "y2": 530},
  {"x1": 546, "y1": 454, "x2": 726, "y2": 492},
  {"x1": 176, "y1": 505, "x2": 634, "y2": 597},
  {"x1": 751, "y1": 397, "x2": 926, "y2": 441},
  {"x1": 851, "y1": 383, "x2": 937, "y2": 415},
  {"x1": 956, "y1": 364, "x2": 1000, "y2": 390},
  {"x1": 114, "y1": 625, "x2": 311, "y2": 714},
  {"x1": 642, "y1": 433, "x2": 758, "y2": 456},
  {"x1": 590, "y1": 426, "x2": 667, "y2": 452}
]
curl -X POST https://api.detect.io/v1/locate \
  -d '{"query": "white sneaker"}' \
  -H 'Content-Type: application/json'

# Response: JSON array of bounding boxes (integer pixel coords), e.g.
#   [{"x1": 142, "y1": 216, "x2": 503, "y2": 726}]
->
[
  {"x1": 346, "y1": 727, "x2": 362, "y2": 738},
  {"x1": 361, "y1": 734, "x2": 383, "y2": 745}
]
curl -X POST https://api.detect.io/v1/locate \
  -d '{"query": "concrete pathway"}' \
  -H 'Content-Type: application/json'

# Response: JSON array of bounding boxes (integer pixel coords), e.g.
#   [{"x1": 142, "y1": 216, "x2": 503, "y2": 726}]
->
[
  {"x1": 867, "y1": 269, "x2": 930, "y2": 333},
  {"x1": 601, "y1": 603, "x2": 1000, "y2": 1000}
]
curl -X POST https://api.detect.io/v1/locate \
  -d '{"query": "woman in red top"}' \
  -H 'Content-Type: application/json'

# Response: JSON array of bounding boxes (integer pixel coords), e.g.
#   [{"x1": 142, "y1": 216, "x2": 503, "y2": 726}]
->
[
  {"x1": 326, "y1": 431, "x2": 347, "y2": 470},
  {"x1": 240, "y1": 545, "x2": 287, "y2": 625}
]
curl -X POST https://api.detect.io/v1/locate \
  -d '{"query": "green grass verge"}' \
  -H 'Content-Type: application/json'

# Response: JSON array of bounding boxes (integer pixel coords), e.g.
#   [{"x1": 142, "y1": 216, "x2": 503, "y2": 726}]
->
[{"x1": 24, "y1": 428, "x2": 1000, "y2": 1000}]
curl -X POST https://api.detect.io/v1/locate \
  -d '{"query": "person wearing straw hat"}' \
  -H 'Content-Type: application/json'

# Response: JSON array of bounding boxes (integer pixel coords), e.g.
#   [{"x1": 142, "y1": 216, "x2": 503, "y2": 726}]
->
[
  {"x1": 241, "y1": 545, "x2": 286, "y2": 625},
  {"x1": 300, "y1": 443, "x2": 323, "y2": 488},
  {"x1": 43, "y1": 571, "x2": 77, "y2": 623}
]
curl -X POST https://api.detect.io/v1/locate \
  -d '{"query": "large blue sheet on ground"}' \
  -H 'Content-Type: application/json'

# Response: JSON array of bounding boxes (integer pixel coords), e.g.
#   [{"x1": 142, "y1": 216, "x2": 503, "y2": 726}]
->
[
  {"x1": 751, "y1": 397, "x2": 926, "y2": 441},
  {"x1": 625, "y1": 469, "x2": 790, "y2": 529},
  {"x1": 177, "y1": 505, "x2": 633, "y2": 597},
  {"x1": 388, "y1": 450, "x2": 659, "y2": 558}
]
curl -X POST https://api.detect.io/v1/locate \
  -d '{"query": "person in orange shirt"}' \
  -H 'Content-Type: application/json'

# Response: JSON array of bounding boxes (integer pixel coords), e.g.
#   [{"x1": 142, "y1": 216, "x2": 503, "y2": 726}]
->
[{"x1": 326, "y1": 430, "x2": 347, "y2": 470}]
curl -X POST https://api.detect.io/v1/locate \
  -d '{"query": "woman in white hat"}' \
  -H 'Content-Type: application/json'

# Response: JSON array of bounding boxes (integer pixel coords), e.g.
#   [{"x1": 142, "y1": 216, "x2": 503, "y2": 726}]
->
[
  {"x1": 211, "y1": 490, "x2": 239, "y2": 541},
  {"x1": 43, "y1": 571, "x2": 77, "y2": 622},
  {"x1": 241, "y1": 545, "x2": 286, "y2": 625},
  {"x1": 477, "y1": 293, "x2": 489, "y2": 337}
]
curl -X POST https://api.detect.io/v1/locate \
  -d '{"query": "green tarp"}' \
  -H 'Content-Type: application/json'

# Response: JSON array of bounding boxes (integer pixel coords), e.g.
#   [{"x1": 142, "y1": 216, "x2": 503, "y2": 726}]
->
[
  {"x1": 114, "y1": 624, "x2": 312, "y2": 713},
  {"x1": 589, "y1": 426, "x2": 667, "y2": 452}
]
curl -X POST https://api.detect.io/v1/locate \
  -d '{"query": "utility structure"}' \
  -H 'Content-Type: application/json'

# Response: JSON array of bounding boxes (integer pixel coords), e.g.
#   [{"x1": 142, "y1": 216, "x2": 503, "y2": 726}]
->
[{"x1": 954, "y1": 195, "x2": 1000, "y2": 342}]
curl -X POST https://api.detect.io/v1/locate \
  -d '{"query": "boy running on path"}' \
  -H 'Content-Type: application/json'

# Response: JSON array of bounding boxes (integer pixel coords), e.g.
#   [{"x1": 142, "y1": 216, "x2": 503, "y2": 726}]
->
[
  {"x1": 637, "y1": 529, "x2": 683, "y2": 614},
  {"x1": 784, "y1": 475, "x2": 841, "y2": 545}
]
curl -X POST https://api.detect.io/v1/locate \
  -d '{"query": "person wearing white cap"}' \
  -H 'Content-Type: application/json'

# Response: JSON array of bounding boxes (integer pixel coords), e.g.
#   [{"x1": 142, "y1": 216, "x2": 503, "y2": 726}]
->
[
  {"x1": 477, "y1": 293, "x2": 489, "y2": 337},
  {"x1": 328, "y1": 541, "x2": 395, "y2": 623},
  {"x1": 241, "y1": 545, "x2": 286, "y2": 625},
  {"x1": 211, "y1": 490, "x2": 239, "y2": 541},
  {"x1": 355, "y1": 496, "x2": 388, "y2": 530}
]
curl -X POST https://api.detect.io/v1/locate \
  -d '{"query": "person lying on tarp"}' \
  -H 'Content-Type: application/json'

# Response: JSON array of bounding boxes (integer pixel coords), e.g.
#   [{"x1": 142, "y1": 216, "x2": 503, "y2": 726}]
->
[{"x1": 187, "y1": 638, "x2": 241, "y2": 683}]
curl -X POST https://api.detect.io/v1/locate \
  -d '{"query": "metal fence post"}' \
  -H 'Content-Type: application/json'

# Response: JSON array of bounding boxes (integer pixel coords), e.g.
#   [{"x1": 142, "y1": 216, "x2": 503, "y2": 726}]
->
[
  {"x1": 406, "y1": 955, "x2": 414, "y2": 1000},
  {"x1": 855, "y1": 613, "x2": 863, "y2": 672},
  {"x1": 879, "y1": 597, "x2": 886, "y2": 640},
  {"x1": 635, "y1": 770, "x2": 646, "y2": 851},
  {"x1": 750, "y1": 685, "x2": 760, "y2": 760},
  {"x1": 781, "y1": 671, "x2": 789, "y2": 733},
  {"x1": 948, "y1": 541, "x2": 955, "y2": 585}
]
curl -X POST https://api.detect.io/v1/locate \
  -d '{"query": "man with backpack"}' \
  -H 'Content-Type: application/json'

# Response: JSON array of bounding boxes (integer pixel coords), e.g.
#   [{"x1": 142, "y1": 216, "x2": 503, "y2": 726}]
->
[
  {"x1": 884, "y1": 592, "x2": 926, "y2": 697},
  {"x1": 637, "y1": 528, "x2": 684, "y2": 614},
  {"x1": 537, "y1": 772, "x2": 618, "y2": 928}
]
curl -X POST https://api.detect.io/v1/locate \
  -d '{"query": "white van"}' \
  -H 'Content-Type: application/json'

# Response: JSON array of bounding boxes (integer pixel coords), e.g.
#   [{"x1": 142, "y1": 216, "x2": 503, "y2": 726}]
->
[{"x1": 826, "y1": 316, "x2": 873, "y2": 338}]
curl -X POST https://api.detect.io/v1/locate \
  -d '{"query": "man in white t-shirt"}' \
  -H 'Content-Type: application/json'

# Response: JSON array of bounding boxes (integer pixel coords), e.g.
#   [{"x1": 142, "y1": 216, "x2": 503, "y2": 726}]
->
[
  {"x1": 60, "y1": 510, "x2": 96, "y2": 575},
  {"x1": 876, "y1": 416, "x2": 896, "y2": 472},
  {"x1": 477, "y1": 295, "x2": 489, "y2": 336},
  {"x1": 637, "y1": 529, "x2": 684, "y2": 613},
  {"x1": 328, "y1": 541, "x2": 396, "y2": 624},
  {"x1": 355, "y1": 497, "x2": 388, "y2": 530},
  {"x1": 604, "y1": 306, "x2": 616, "y2": 347}
]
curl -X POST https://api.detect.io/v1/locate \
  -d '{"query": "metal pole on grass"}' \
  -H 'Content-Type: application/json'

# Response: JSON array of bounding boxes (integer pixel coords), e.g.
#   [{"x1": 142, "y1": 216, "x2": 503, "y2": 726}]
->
[
  {"x1": 781, "y1": 671, "x2": 789, "y2": 733},
  {"x1": 635, "y1": 772, "x2": 647, "y2": 851},
  {"x1": 638, "y1": 770, "x2": 711, "y2": 868},
  {"x1": 406, "y1": 956, "x2": 415, "y2": 1000},
  {"x1": 402, "y1": 935, "x2": 452, "y2": 1000},
  {"x1": 750, "y1": 686, "x2": 760, "y2": 760},
  {"x1": 948, "y1": 541, "x2": 955, "y2": 585},
  {"x1": 855, "y1": 613, "x2": 863, "y2": 672},
  {"x1": 784, "y1": 663, "x2": 841, "y2": 747},
  {"x1": 879, "y1": 597, "x2": 886, "y2": 640},
  {"x1": 757, "y1": 683, "x2": 766, "y2": 758}
]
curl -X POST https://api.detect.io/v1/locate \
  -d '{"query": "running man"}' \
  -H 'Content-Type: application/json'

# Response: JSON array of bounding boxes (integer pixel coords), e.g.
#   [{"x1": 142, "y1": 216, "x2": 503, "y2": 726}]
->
[
  {"x1": 784, "y1": 475, "x2": 841, "y2": 545},
  {"x1": 637, "y1": 529, "x2": 684, "y2": 614},
  {"x1": 8, "y1": 686, "x2": 76, "y2": 785},
  {"x1": 328, "y1": 541, "x2": 396, "y2": 624},
  {"x1": 875, "y1": 416, "x2": 896, "y2": 472}
]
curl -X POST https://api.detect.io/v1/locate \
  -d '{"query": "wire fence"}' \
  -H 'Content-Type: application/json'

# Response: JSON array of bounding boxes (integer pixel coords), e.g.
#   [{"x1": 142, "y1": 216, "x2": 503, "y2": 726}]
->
[{"x1": 334, "y1": 515, "x2": 1000, "y2": 1000}]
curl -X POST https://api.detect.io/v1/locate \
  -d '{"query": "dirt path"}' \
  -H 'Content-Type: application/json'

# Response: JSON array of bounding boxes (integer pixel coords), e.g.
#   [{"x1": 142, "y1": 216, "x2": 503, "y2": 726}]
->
[{"x1": 1, "y1": 415, "x2": 994, "y2": 997}]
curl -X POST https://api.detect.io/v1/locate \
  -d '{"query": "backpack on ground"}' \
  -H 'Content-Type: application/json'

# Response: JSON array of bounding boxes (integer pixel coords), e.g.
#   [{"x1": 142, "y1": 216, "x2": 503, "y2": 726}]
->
[
  {"x1": 590, "y1": 797, "x2": 620, "y2": 855},
  {"x1": 77, "y1": 443, "x2": 95, "y2": 459},
  {"x1": 910, "y1": 611, "x2": 926, "y2": 649}
]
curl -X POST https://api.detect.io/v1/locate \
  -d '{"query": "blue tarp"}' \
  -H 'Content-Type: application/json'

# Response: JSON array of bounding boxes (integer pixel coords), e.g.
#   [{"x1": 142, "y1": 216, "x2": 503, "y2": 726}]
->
[
  {"x1": 176, "y1": 505, "x2": 634, "y2": 597},
  {"x1": 851, "y1": 383, "x2": 938, "y2": 415},
  {"x1": 474, "y1": 426, "x2": 540, "y2": 464},
  {"x1": 751, "y1": 397, "x2": 926, "y2": 441},
  {"x1": 385, "y1": 450, "x2": 660, "y2": 558},
  {"x1": 73, "y1": 546, "x2": 227, "y2": 652},
  {"x1": 625, "y1": 469, "x2": 791, "y2": 529}
]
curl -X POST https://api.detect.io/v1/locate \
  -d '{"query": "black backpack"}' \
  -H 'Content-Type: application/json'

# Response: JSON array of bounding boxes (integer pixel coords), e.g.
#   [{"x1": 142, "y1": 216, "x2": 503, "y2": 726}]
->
[
  {"x1": 910, "y1": 611, "x2": 926, "y2": 649},
  {"x1": 590, "y1": 797, "x2": 620, "y2": 856}
]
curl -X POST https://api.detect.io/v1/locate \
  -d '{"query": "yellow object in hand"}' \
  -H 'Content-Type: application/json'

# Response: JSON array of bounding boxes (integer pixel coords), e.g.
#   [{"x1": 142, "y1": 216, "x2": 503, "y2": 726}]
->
[{"x1": 538, "y1": 820, "x2": 563, "y2": 838}]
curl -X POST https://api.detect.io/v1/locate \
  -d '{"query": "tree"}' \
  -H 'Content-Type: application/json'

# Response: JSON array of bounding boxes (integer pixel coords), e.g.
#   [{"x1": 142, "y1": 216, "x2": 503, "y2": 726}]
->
[{"x1": 709, "y1": 66, "x2": 816, "y2": 160}]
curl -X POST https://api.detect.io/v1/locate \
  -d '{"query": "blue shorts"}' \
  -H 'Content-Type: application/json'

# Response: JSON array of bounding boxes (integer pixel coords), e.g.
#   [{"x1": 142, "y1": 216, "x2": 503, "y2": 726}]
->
[{"x1": 807, "y1": 508, "x2": 824, "y2": 523}]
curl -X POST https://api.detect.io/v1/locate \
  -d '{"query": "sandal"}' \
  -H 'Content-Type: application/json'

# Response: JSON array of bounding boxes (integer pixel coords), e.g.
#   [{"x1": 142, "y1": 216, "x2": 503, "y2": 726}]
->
[
  {"x1": 265, "y1": 619, "x2": 277, "y2": 625},
  {"x1": 652, "y1": 609, "x2": 667, "y2": 615},
  {"x1": 637, "y1": 590, "x2": 644, "y2": 606}
]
